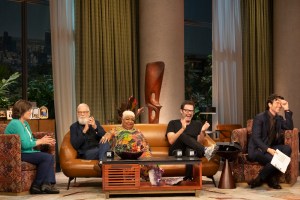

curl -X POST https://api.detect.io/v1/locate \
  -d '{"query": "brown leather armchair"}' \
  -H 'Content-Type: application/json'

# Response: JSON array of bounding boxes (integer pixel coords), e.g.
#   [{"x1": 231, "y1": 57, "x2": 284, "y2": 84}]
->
[
  {"x1": 216, "y1": 124, "x2": 242, "y2": 142},
  {"x1": 60, "y1": 124, "x2": 220, "y2": 189}
]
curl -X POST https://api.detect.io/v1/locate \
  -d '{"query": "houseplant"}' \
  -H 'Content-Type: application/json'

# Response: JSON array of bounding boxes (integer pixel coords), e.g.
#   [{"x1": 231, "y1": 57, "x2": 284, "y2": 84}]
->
[
  {"x1": 184, "y1": 54, "x2": 212, "y2": 121},
  {"x1": 0, "y1": 72, "x2": 21, "y2": 108}
]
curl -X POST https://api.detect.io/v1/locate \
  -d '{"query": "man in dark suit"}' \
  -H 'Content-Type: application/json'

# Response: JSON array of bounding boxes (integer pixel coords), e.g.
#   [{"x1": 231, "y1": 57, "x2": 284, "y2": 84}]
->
[{"x1": 247, "y1": 94, "x2": 293, "y2": 189}]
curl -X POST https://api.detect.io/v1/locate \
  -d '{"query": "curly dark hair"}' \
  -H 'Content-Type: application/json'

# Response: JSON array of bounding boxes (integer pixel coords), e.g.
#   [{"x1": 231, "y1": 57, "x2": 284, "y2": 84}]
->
[
  {"x1": 265, "y1": 94, "x2": 284, "y2": 110},
  {"x1": 180, "y1": 100, "x2": 195, "y2": 109},
  {"x1": 12, "y1": 99, "x2": 32, "y2": 119}
]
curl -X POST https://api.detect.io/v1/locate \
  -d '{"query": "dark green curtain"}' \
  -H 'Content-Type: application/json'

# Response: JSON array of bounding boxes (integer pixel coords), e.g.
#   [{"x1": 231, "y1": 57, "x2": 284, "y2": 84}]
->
[
  {"x1": 75, "y1": 0, "x2": 139, "y2": 124},
  {"x1": 242, "y1": 0, "x2": 273, "y2": 123}
]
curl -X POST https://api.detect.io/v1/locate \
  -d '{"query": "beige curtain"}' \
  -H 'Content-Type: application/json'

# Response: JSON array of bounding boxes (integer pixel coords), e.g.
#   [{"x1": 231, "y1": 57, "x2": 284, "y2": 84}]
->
[
  {"x1": 50, "y1": 0, "x2": 76, "y2": 148},
  {"x1": 75, "y1": 0, "x2": 139, "y2": 124},
  {"x1": 242, "y1": 0, "x2": 273, "y2": 123},
  {"x1": 212, "y1": 0, "x2": 243, "y2": 127}
]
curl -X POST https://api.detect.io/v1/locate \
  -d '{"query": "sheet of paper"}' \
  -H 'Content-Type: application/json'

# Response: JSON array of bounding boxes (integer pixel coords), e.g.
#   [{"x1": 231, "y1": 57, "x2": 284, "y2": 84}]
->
[{"x1": 271, "y1": 149, "x2": 291, "y2": 173}]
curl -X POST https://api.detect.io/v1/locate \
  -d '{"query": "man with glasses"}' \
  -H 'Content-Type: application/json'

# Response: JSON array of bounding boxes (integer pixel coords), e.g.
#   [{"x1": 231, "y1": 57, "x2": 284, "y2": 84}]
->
[
  {"x1": 166, "y1": 100, "x2": 218, "y2": 181},
  {"x1": 247, "y1": 94, "x2": 293, "y2": 189},
  {"x1": 70, "y1": 103, "x2": 110, "y2": 172}
]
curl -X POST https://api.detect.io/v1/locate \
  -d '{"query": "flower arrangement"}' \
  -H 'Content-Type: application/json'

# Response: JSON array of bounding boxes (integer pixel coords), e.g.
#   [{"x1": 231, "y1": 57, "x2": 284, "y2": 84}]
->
[{"x1": 141, "y1": 165, "x2": 164, "y2": 185}]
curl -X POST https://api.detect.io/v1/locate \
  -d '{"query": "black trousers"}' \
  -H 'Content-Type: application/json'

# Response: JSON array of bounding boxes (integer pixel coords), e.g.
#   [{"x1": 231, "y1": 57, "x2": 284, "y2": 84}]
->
[
  {"x1": 250, "y1": 144, "x2": 291, "y2": 180},
  {"x1": 168, "y1": 133, "x2": 205, "y2": 178}
]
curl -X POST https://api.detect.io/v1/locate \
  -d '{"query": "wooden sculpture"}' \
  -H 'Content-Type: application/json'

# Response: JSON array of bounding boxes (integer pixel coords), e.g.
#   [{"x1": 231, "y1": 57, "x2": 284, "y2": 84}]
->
[{"x1": 145, "y1": 61, "x2": 165, "y2": 123}]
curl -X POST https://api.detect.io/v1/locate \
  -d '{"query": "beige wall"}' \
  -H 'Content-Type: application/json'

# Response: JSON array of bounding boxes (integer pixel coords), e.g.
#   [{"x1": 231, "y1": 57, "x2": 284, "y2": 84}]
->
[
  {"x1": 273, "y1": 0, "x2": 300, "y2": 129},
  {"x1": 139, "y1": 0, "x2": 184, "y2": 123},
  {"x1": 138, "y1": 0, "x2": 300, "y2": 129}
]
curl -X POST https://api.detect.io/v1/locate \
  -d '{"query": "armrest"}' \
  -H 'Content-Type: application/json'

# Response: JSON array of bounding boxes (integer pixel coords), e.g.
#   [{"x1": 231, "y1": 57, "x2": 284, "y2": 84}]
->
[
  {"x1": 33, "y1": 131, "x2": 56, "y2": 172},
  {"x1": 231, "y1": 128, "x2": 248, "y2": 153},
  {"x1": 32, "y1": 131, "x2": 56, "y2": 156},
  {"x1": 216, "y1": 129, "x2": 233, "y2": 139},
  {"x1": 0, "y1": 134, "x2": 22, "y2": 183},
  {"x1": 59, "y1": 132, "x2": 78, "y2": 163},
  {"x1": 284, "y1": 128, "x2": 299, "y2": 160},
  {"x1": 284, "y1": 128, "x2": 299, "y2": 184}
]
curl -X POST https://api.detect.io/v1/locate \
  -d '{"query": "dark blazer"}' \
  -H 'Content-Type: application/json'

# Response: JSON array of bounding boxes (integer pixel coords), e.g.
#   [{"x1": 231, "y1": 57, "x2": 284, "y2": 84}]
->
[{"x1": 248, "y1": 110, "x2": 293, "y2": 159}]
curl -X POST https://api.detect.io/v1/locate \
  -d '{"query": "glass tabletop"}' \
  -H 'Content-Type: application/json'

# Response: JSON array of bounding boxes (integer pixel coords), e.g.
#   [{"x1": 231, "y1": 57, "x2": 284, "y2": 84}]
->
[{"x1": 103, "y1": 156, "x2": 201, "y2": 165}]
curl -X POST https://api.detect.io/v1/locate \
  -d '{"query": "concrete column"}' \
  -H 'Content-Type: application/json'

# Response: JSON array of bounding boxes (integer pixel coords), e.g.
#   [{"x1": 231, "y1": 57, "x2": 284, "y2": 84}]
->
[
  {"x1": 139, "y1": 0, "x2": 184, "y2": 124},
  {"x1": 274, "y1": 0, "x2": 300, "y2": 129}
]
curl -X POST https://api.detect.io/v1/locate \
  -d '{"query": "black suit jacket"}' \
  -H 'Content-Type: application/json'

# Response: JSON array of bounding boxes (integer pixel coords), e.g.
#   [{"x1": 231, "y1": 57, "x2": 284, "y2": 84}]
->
[{"x1": 248, "y1": 110, "x2": 293, "y2": 160}]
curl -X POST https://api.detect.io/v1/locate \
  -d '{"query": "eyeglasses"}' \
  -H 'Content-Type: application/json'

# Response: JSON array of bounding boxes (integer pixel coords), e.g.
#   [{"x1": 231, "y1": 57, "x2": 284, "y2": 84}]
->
[
  {"x1": 182, "y1": 109, "x2": 194, "y2": 113},
  {"x1": 77, "y1": 111, "x2": 89, "y2": 114}
]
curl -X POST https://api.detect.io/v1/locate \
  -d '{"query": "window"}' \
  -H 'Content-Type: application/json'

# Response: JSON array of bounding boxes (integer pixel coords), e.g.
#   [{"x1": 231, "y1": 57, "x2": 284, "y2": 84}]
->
[
  {"x1": 0, "y1": 0, "x2": 54, "y2": 118},
  {"x1": 184, "y1": 0, "x2": 212, "y2": 120}
]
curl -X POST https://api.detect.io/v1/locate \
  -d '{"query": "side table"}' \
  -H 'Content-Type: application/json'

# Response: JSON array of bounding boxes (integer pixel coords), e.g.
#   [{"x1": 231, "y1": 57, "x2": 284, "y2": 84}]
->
[{"x1": 216, "y1": 142, "x2": 241, "y2": 189}]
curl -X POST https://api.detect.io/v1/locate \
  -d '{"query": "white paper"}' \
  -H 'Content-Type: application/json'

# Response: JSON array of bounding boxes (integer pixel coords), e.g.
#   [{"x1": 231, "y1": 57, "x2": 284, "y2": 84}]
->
[{"x1": 271, "y1": 149, "x2": 291, "y2": 173}]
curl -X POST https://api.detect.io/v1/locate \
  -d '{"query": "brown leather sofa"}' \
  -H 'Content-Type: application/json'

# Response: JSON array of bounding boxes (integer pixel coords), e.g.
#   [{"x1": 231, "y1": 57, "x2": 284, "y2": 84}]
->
[{"x1": 60, "y1": 124, "x2": 220, "y2": 189}]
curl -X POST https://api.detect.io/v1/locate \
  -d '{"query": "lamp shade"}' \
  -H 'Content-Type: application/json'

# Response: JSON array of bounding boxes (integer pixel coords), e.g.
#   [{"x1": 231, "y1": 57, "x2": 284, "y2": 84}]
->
[{"x1": 199, "y1": 106, "x2": 216, "y2": 114}]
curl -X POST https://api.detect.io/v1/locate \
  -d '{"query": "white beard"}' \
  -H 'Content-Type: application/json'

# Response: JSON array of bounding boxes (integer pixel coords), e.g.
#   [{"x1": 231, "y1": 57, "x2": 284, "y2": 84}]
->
[{"x1": 78, "y1": 117, "x2": 88, "y2": 125}]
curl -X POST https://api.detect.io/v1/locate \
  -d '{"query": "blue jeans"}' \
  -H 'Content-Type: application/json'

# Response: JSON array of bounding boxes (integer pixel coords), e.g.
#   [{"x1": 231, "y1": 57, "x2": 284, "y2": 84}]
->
[
  {"x1": 22, "y1": 152, "x2": 56, "y2": 186},
  {"x1": 83, "y1": 142, "x2": 110, "y2": 160}
]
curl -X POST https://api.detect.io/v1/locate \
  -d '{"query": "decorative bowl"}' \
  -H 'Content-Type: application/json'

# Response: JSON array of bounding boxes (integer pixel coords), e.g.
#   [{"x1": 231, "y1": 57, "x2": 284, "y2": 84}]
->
[{"x1": 115, "y1": 151, "x2": 143, "y2": 160}]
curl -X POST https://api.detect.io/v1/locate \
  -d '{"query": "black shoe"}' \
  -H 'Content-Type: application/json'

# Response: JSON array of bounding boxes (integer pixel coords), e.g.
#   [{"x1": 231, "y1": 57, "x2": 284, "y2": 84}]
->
[
  {"x1": 183, "y1": 176, "x2": 194, "y2": 181},
  {"x1": 268, "y1": 182, "x2": 282, "y2": 189},
  {"x1": 248, "y1": 176, "x2": 263, "y2": 188},
  {"x1": 41, "y1": 183, "x2": 60, "y2": 194},
  {"x1": 267, "y1": 177, "x2": 282, "y2": 189},
  {"x1": 30, "y1": 184, "x2": 44, "y2": 194}
]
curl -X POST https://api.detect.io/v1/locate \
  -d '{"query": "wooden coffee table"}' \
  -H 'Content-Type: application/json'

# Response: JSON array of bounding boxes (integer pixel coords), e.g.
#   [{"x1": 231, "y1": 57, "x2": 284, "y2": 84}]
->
[{"x1": 102, "y1": 156, "x2": 202, "y2": 199}]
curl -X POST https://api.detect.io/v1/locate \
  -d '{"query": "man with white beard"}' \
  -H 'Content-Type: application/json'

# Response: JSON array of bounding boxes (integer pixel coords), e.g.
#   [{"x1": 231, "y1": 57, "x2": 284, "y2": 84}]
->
[{"x1": 70, "y1": 103, "x2": 110, "y2": 171}]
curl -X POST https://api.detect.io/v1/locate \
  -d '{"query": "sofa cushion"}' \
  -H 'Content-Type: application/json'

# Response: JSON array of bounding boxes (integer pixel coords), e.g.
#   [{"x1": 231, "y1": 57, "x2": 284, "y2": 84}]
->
[{"x1": 22, "y1": 162, "x2": 36, "y2": 171}]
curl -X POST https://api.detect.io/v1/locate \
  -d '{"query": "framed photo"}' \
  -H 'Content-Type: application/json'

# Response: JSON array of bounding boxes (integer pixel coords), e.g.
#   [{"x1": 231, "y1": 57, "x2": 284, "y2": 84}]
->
[
  {"x1": 39, "y1": 106, "x2": 48, "y2": 119},
  {"x1": 6, "y1": 110, "x2": 12, "y2": 120},
  {"x1": 0, "y1": 108, "x2": 6, "y2": 118},
  {"x1": 29, "y1": 101, "x2": 37, "y2": 107},
  {"x1": 31, "y1": 107, "x2": 40, "y2": 119}
]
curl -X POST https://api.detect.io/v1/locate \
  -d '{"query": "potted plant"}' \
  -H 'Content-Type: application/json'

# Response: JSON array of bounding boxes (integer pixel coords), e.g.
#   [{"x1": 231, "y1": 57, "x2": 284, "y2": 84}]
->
[
  {"x1": 0, "y1": 72, "x2": 21, "y2": 108},
  {"x1": 184, "y1": 55, "x2": 212, "y2": 121}
]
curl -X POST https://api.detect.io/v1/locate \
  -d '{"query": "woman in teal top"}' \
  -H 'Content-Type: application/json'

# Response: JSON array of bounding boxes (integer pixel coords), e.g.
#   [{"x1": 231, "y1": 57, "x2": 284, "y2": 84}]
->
[{"x1": 5, "y1": 100, "x2": 59, "y2": 194}]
